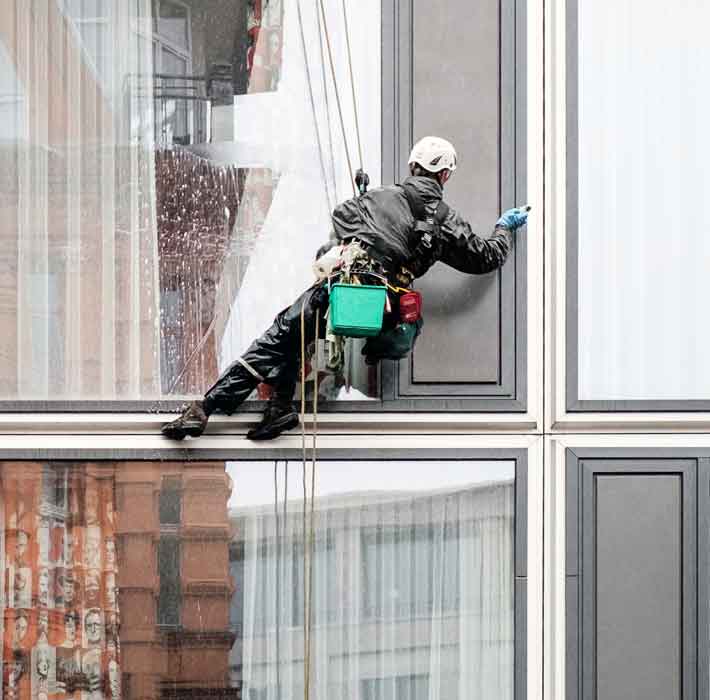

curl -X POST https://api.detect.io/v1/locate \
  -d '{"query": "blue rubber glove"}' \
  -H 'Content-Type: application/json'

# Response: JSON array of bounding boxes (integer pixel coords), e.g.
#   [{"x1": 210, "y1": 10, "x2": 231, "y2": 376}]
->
[{"x1": 496, "y1": 207, "x2": 529, "y2": 230}]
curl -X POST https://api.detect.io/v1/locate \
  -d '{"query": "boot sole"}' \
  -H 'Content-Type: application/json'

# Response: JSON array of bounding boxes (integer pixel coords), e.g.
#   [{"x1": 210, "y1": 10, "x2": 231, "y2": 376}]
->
[
  {"x1": 161, "y1": 421, "x2": 205, "y2": 440},
  {"x1": 247, "y1": 414, "x2": 300, "y2": 441}
]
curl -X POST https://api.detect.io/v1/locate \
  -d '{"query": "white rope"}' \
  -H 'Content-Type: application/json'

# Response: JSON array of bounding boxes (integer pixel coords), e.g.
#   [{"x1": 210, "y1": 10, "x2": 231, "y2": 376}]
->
[
  {"x1": 295, "y1": 0, "x2": 335, "y2": 211},
  {"x1": 316, "y1": 0, "x2": 357, "y2": 196},
  {"x1": 316, "y1": 0, "x2": 339, "y2": 204},
  {"x1": 341, "y1": 0, "x2": 364, "y2": 171}
]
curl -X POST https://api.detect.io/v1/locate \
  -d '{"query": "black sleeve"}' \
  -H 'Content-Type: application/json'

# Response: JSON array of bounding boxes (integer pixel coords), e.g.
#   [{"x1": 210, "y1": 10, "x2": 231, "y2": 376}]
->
[
  {"x1": 436, "y1": 207, "x2": 512, "y2": 274},
  {"x1": 330, "y1": 196, "x2": 363, "y2": 242},
  {"x1": 315, "y1": 196, "x2": 361, "y2": 258}
]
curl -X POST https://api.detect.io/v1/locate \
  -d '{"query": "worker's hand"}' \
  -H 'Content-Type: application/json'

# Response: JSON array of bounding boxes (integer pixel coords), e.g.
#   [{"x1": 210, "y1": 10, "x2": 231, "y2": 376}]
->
[{"x1": 496, "y1": 207, "x2": 529, "y2": 231}]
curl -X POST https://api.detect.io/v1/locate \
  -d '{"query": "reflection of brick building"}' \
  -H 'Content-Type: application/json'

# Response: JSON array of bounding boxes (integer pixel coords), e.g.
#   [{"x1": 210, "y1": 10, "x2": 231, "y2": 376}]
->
[
  {"x1": 0, "y1": 461, "x2": 234, "y2": 700},
  {"x1": 115, "y1": 463, "x2": 235, "y2": 700},
  {"x1": 0, "y1": 1, "x2": 284, "y2": 401}
]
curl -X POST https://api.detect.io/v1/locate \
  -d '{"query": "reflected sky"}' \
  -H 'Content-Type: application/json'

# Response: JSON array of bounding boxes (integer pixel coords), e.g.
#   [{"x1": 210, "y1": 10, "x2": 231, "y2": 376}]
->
[{"x1": 227, "y1": 460, "x2": 515, "y2": 509}]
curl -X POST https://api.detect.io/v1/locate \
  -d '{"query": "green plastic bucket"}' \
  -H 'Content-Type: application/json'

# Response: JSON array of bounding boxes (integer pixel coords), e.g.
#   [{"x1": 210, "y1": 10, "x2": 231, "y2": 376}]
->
[{"x1": 329, "y1": 283, "x2": 387, "y2": 337}]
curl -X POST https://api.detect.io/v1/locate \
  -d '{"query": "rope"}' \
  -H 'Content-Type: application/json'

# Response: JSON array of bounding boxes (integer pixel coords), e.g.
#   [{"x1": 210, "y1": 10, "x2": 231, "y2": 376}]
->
[
  {"x1": 300, "y1": 303, "x2": 320, "y2": 700},
  {"x1": 273, "y1": 460, "x2": 282, "y2": 700},
  {"x1": 167, "y1": 305, "x2": 218, "y2": 394},
  {"x1": 296, "y1": 0, "x2": 334, "y2": 211},
  {"x1": 341, "y1": 0, "x2": 364, "y2": 171},
  {"x1": 300, "y1": 302, "x2": 310, "y2": 700},
  {"x1": 316, "y1": 0, "x2": 357, "y2": 196},
  {"x1": 316, "y1": 0, "x2": 339, "y2": 204}
]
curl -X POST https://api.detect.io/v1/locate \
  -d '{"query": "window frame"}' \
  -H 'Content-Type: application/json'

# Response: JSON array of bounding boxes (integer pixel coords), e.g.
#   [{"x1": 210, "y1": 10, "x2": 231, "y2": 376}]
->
[
  {"x1": 546, "y1": 436, "x2": 710, "y2": 700},
  {"x1": 380, "y1": 0, "x2": 529, "y2": 412},
  {"x1": 0, "y1": 436, "x2": 542, "y2": 700},
  {"x1": 0, "y1": 0, "x2": 542, "y2": 424},
  {"x1": 556, "y1": 0, "x2": 710, "y2": 423}
]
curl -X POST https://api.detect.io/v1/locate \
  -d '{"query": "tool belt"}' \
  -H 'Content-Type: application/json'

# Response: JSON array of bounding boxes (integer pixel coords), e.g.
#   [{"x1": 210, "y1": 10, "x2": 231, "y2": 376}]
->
[
  {"x1": 341, "y1": 237, "x2": 416, "y2": 288},
  {"x1": 337, "y1": 240, "x2": 422, "y2": 325}
]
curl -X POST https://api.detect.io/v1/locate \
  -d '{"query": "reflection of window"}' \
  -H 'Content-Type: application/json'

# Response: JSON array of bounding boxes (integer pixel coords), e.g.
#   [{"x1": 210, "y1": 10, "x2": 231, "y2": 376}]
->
[
  {"x1": 154, "y1": 0, "x2": 190, "y2": 51},
  {"x1": 158, "y1": 476, "x2": 182, "y2": 626},
  {"x1": 228, "y1": 461, "x2": 516, "y2": 700},
  {"x1": 151, "y1": 0, "x2": 195, "y2": 146},
  {"x1": 63, "y1": 0, "x2": 110, "y2": 80},
  {"x1": 361, "y1": 674, "x2": 430, "y2": 700},
  {"x1": 41, "y1": 466, "x2": 69, "y2": 513},
  {"x1": 361, "y1": 523, "x2": 460, "y2": 621},
  {"x1": 231, "y1": 528, "x2": 337, "y2": 633},
  {"x1": 157, "y1": 536, "x2": 181, "y2": 626},
  {"x1": 289, "y1": 535, "x2": 336, "y2": 626},
  {"x1": 159, "y1": 477, "x2": 182, "y2": 524}
]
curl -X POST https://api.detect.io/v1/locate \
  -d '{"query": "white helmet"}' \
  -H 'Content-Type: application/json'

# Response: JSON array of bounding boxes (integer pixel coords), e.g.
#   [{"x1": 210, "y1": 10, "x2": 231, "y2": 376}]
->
[{"x1": 408, "y1": 136, "x2": 458, "y2": 173}]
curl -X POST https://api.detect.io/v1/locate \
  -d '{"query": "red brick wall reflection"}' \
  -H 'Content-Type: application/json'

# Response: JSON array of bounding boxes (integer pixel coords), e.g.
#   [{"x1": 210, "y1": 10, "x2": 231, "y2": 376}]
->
[{"x1": 1, "y1": 462, "x2": 234, "y2": 700}]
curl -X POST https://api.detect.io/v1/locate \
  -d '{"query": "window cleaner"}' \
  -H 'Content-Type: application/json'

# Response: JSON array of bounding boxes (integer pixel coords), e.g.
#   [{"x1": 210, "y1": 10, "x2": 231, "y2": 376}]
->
[
  {"x1": 161, "y1": 136, "x2": 530, "y2": 442},
  {"x1": 161, "y1": 0, "x2": 529, "y2": 445}
]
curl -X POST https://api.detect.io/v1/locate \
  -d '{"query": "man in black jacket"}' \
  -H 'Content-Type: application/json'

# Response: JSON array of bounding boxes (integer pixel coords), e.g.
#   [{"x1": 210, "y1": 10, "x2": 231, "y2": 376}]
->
[{"x1": 162, "y1": 136, "x2": 529, "y2": 440}]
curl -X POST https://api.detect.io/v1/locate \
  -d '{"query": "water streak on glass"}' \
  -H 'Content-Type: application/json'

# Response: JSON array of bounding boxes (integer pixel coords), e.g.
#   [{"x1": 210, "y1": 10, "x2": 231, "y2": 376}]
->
[{"x1": 0, "y1": 0, "x2": 381, "y2": 403}]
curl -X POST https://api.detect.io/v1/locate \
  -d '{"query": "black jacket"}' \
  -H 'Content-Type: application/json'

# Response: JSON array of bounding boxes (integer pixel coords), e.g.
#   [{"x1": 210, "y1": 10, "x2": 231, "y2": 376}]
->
[{"x1": 328, "y1": 175, "x2": 512, "y2": 279}]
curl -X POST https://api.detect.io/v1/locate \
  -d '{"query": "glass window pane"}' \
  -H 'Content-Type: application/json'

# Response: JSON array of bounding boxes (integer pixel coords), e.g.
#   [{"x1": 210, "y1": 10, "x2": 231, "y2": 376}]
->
[
  {"x1": 157, "y1": 0, "x2": 190, "y2": 50},
  {"x1": 0, "y1": 458, "x2": 515, "y2": 699},
  {"x1": 576, "y1": 0, "x2": 710, "y2": 401},
  {"x1": 1, "y1": 0, "x2": 381, "y2": 404}
]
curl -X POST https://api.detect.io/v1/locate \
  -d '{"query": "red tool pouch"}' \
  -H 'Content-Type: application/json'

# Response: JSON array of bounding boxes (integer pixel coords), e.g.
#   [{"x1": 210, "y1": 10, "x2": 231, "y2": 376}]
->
[{"x1": 399, "y1": 291, "x2": 422, "y2": 323}]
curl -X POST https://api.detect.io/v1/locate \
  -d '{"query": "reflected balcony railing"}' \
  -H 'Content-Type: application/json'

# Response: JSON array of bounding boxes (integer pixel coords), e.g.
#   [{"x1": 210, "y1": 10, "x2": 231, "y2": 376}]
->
[{"x1": 126, "y1": 73, "x2": 214, "y2": 148}]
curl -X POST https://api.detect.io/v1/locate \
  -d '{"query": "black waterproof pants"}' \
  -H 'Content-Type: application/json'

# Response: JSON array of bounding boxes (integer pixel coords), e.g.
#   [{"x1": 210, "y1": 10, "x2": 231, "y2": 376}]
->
[{"x1": 203, "y1": 283, "x2": 329, "y2": 414}]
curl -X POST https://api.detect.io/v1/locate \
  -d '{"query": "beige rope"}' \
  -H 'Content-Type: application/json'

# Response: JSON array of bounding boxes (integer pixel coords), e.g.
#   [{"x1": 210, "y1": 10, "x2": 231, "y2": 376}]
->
[
  {"x1": 300, "y1": 304, "x2": 320, "y2": 700},
  {"x1": 300, "y1": 302, "x2": 309, "y2": 700}
]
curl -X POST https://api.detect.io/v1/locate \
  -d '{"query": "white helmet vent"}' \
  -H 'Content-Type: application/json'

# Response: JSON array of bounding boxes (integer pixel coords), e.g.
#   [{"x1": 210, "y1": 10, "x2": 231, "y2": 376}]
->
[{"x1": 408, "y1": 136, "x2": 458, "y2": 173}]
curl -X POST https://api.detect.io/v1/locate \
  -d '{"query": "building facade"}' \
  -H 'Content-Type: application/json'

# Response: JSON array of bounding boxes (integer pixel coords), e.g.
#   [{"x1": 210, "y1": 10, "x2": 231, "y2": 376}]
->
[{"x1": 0, "y1": 1, "x2": 706, "y2": 700}]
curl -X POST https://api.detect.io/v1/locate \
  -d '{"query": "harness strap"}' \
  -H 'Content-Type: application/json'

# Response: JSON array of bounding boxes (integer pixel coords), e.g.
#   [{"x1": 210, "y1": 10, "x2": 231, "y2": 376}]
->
[
  {"x1": 236, "y1": 357, "x2": 264, "y2": 383},
  {"x1": 400, "y1": 183, "x2": 450, "y2": 252}
]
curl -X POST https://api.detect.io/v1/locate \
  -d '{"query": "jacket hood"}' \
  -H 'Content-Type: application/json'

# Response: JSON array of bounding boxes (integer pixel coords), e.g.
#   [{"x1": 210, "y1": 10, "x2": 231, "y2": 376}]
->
[{"x1": 401, "y1": 175, "x2": 443, "y2": 204}]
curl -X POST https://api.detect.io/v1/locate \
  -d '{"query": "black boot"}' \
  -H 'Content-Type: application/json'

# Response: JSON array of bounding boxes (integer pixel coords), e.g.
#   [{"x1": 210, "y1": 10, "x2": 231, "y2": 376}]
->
[
  {"x1": 246, "y1": 400, "x2": 300, "y2": 441},
  {"x1": 161, "y1": 401, "x2": 210, "y2": 440}
]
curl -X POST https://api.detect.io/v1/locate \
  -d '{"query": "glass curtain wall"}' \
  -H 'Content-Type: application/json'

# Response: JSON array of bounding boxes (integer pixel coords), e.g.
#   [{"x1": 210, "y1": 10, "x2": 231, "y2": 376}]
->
[
  {"x1": 575, "y1": 0, "x2": 710, "y2": 401},
  {"x1": 0, "y1": 458, "x2": 515, "y2": 700},
  {"x1": 0, "y1": 0, "x2": 381, "y2": 404}
]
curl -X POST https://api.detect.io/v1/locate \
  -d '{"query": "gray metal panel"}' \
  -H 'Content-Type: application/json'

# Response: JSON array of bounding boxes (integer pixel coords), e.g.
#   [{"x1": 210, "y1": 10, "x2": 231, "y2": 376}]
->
[
  {"x1": 515, "y1": 451, "x2": 528, "y2": 578},
  {"x1": 573, "y1": 459, "x2": 697, "y2": 700},
  {"x1": 409, "y1": 0, "x2": 502, "y2": 383},
  {"x1": 381, "y1": 0, "x2": 526, "y2": 409},
  {"x1": 595, "y1": 474, "x2": 681, "y2": 700},
  {"x1": 515, "y1": 577, "x2": 527, "y2": 700},
  {"x1": 699, "y1": 459, "x2": 710, "y2": 700},
  {"x1": 566, "y1": 575, "x2": 580, "y2": 700},
  {"x1": 564, "y1": 0, "x2": 710, "y2": 413},
  {"x1": 565, "y1": 448, "x2": 580, "y2": 576}
]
